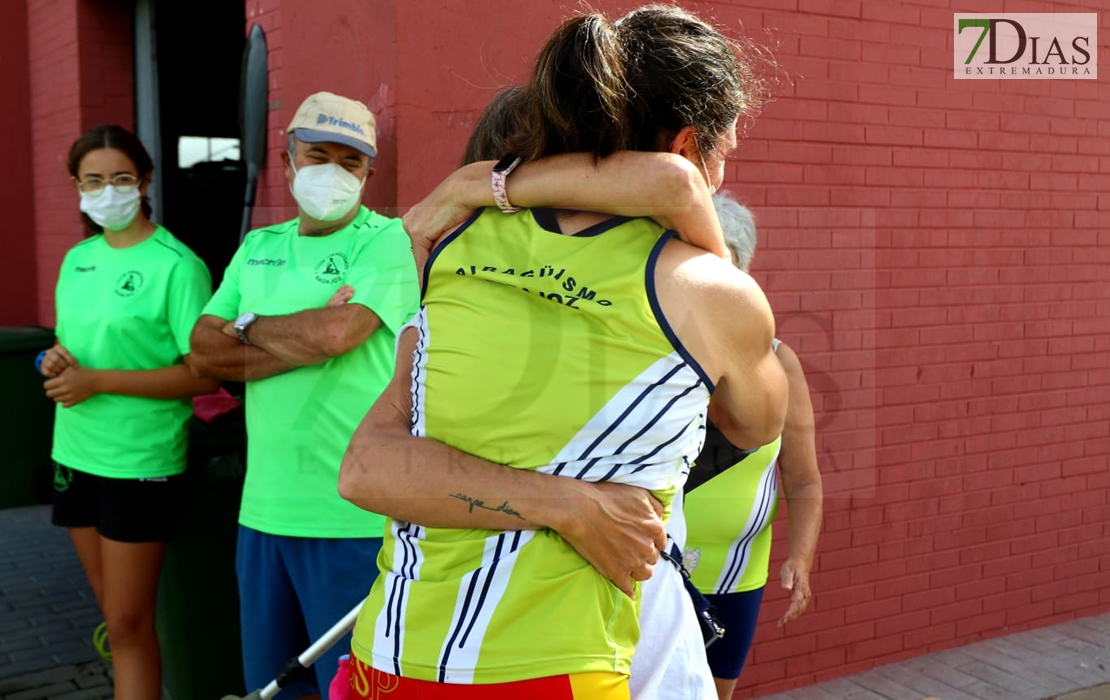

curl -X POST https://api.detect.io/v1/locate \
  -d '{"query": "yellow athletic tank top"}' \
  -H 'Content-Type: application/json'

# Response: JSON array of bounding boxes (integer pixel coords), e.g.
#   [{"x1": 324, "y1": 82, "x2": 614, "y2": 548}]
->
[{"x1": 351, "y1": 208, "x2": 712, "y2": 684}]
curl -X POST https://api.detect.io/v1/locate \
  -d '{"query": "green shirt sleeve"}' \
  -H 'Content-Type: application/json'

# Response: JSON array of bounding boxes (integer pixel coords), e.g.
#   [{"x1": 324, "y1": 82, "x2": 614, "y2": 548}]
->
[
  {"x1": 54, "y1": 252, "x2": 70, "y2": 344},
  {"x1": 167, "y1": 256, "x2": 213, "y2": 356},
  {"x1": 347, "y1": 218, "x2": 420, "y2": 333},
  {"x1": 203, "y1": 239, "x2": 248, "y2": 322}
]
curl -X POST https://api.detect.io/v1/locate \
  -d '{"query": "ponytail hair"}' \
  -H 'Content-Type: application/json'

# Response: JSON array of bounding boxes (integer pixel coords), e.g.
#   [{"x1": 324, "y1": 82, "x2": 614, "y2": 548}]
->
[
  {"x1": 499, "y1": 6, "x2": 771, "y2": 165},
  {"x1": 509, "y1": 14, "x2": 632, "y2": 162}
]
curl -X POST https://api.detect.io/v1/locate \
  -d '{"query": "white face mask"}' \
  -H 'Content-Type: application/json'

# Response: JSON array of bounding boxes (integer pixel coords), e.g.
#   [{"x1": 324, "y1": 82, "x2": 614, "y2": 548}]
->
[
  {"x1": 79, "y1": 185, "x2": 142, "y2": 231},
  {"x1": 290, "y1": 161, "x2": 366, "y2": 222},
  {"x1": 699, "y1": 152, "x2": 719, "y2": 196}
]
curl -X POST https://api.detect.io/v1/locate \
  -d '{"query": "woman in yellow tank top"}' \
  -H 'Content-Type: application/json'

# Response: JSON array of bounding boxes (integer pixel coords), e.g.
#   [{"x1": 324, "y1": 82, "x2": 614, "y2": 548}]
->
[{"x1": 339, "y1": 7, "x2": 788, "y2": 699}]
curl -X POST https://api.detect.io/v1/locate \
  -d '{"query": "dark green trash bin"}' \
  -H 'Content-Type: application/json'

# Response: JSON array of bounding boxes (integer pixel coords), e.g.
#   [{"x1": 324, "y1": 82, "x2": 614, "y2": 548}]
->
[
  {"x1": 157, "y1": 407, "x2": 248, "y2": 700},
  {"x1": 0, "y1": 326, "x2": 56, "y2": 510}
]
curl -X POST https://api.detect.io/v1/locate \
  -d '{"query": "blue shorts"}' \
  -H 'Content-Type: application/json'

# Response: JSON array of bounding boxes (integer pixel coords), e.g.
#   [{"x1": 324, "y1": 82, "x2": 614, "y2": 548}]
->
[
  {"x1": 236, "y1": 526, "x2": 382, "y2": 700},
  {"x1": 704, "y1": 587, "x2": 765, "y2": 681}
]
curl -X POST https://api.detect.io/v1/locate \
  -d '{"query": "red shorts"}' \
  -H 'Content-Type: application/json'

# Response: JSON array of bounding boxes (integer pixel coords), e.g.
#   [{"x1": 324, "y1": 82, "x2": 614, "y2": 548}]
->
[{"x1": 340, "y1": 650, "x2": 629, "y2": 700}]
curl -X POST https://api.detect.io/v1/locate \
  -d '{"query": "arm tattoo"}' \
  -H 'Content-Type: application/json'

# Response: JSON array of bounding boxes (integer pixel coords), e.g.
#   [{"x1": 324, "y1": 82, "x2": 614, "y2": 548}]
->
[{"x1": 450, "y1": 493, "x2": 525, "y2": 521}]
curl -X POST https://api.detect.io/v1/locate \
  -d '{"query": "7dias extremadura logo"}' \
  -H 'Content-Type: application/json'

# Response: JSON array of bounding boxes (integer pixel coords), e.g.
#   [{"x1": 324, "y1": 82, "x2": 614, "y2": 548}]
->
[{"x1": 954, "y1": 13, "x2": 1097, "y2": 80}]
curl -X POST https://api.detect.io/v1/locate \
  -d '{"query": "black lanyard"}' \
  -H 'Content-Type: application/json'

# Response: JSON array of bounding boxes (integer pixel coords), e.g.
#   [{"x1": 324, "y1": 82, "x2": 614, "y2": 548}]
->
[{"x1": 660, "y1": 542, "x2": 726, "y2": 647}]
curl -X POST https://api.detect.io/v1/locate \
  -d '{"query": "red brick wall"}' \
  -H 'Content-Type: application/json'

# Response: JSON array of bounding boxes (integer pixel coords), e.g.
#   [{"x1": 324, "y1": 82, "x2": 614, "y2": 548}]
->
[
  {"x1": 0, "y1": 0, "x2": 38, "y2": 325},
  {"x1": 29, "y1": 0, "x2": 133, "y2": 328},
  {"x1": 247, "y1": 0, "x2": 400, "y2": 228},
  {"x1": 721, "y1": 2, "x2": 1110, "y2": 696},
  {"x1": 27, "y1": 0, "x2": 82, "y2": 329}
]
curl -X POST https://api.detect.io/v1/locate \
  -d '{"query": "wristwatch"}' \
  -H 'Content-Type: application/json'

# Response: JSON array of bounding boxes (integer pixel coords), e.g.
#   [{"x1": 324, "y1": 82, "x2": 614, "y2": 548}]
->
[
  {"x1": 233, "y1": 312, "x2": 258, "y2": 345},
  {"x1": 491, "y1": 154, "x2": 522, "y2": 213}
]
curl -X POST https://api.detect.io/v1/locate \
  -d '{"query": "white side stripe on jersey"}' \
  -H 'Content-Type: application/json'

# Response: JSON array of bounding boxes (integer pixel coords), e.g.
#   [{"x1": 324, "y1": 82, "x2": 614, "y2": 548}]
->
[
  {"x1": 539, "y1": 353, "x2": 709, "y2": 492},
  {"x1": 713, "y1": 445, "x2": 781, "y2": 594},
  {"x1": 436, "y1": 530, "x2": 535, "y2": 683},
  {"x1": 408, "y1": 308, "x2": 430, "y2": 438},
  {"x1": 373, "y1": 520, "x2": 426, "y2": 676}
]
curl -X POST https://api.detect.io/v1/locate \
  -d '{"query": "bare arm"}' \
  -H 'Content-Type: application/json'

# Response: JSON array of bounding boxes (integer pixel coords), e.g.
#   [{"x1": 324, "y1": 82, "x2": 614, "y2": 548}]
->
[
  {"x1": 775, "y1": 341, "x2": 823, "y2": 626},
  {"x1": 189, "y1": 315, "x2": 295, "y2": 382},
  {"x1": 706, "y1": 274, "x2": 789, "y2": 449},
  {"x1": 44, "y1": 357, "x2": 218, "y2": 408},
  {"x1": 339, "y1": 327, "x2": 668, "y2": 596},
  {"x1": 402, "y1": 153, "x2": 727, "y2": 275},
  {"x1": 239, "y1": 304, "x2": 382, "y2": 366},
  {"x1": 95, "y1": 360, "x2": 219, "y2": 398}
]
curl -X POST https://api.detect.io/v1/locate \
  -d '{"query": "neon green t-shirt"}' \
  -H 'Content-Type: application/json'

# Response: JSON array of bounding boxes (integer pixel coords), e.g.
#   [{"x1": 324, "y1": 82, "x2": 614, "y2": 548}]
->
[
  {"x1": 203, "y1": 206, "x2": 419, "y2": 539},
  {"x1": 352, "y1": 208, "x2": 712, "y2": 683},
  {"x1": 51, "y1": 226, "x2": 212, "y2": 478}
]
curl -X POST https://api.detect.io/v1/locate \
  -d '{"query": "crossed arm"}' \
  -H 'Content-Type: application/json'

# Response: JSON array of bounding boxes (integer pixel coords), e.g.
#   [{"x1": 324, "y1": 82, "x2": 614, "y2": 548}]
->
[
  {"x1": 338, "y1": 326, "x2": 668, "y2": 597},
  {"x1": 189, "y1": 292, "x2": 379, "y2": 382}
]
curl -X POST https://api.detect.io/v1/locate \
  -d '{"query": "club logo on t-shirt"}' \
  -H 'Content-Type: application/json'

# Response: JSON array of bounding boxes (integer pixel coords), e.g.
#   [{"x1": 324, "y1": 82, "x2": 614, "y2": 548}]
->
[
  {"x1": 115, "y1": 270, "x2": 144, "y2": 297},
  {"x1": 315, "y1": 253, "x2": 349, "y2": 284}
]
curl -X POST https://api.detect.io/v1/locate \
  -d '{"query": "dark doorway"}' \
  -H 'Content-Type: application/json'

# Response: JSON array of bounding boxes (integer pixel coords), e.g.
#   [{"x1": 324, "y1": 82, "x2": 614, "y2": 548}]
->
[{"x1": 144, "y1": 0, "x2": 247, "y2": 287}]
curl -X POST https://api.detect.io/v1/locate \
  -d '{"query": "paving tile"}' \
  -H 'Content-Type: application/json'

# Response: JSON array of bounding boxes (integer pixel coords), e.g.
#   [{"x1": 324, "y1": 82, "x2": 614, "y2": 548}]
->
[
  {"x1": 1033, "y1": 657, "x2": 1110, "y2": 688},
  {"x1": 847, "y1": 670, "x2": 923, "y2": 700},
  {"x1": 4, "y1": 682, "x2": 79, "y2": 700},
  {"x1": 1053, "y1": 682, "x2": 1110, "y2": 700},
  {"x1": 967, "y1": 642, "x2": 1074, "y2": 691},
  {"x1": 806, "y1": 679, "x2": 879, "y2": 698},
  {"x1": 0, "y1": 666, "x2": 77, "y2": 694},
  {"x1": 870, "y1": 663, "x2": 983, "y2": 700},
  {"x1": 922, "y1": 647, "x2": 981, "y2": 670},
  {"x1": 958, "y1": 659, "x2": 1049, "y2": 695},
  {"x1": 760, "y1": 684, "x2": 849, "y2": 700},
  {"x1": 1060, "y1": 637, "x2": 1110, "y2": 661},
  {"x1": 0, "y1": 620, "x2": 31, "y2": 636},
  {"x1": 0, "y1": 620, "x2": 73, "y2": 643},
  {"x1": 777, "y1": 686, "x2": 846, "y2": 700},
  {"x1": 964, "y1": 679, "x2": 1028, "y2": 700},
  {"x1": 906, "y1": 655, "x2": 984, "y2": 688},
  {"x1": 52, "y1": 688, "x2": 111, "y2": 700}
]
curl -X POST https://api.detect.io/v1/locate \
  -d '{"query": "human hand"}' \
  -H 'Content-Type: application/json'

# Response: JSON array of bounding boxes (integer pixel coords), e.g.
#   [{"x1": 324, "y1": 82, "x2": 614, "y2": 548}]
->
[
  {"x1": 44, "y1": 366, "x2": 101, "y2": 408},
  {"x1": 327, "y1": 285, "x2": 355, "y2": 307},
  {"x1": 402, "y1": 175, "x2": 475, "y2": 282},
  {"x1": 557, "y1": 481, "x2": 667, "y2": 598},
  {"x1": 40, "y1": 343, "x2": 78, "y2": 378},
  {"x1": 778, "y1": 557, "x2": 812, "y2": 626}
]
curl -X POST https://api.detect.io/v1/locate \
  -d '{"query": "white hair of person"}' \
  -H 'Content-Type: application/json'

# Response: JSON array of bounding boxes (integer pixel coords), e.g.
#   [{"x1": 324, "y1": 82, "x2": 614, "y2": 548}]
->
[{"x1": 712, "y1": 191, "x2": 757, "y2": 273}]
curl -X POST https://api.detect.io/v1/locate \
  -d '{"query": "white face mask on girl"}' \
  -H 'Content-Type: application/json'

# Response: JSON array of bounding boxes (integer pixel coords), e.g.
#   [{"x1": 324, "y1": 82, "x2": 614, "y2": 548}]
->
[
  {"x1": 290, "y1": 161, "x2": 366, "y2": 222},
  {"x1": 79, "y1": 185, "x2": 142, "y2": 231}
]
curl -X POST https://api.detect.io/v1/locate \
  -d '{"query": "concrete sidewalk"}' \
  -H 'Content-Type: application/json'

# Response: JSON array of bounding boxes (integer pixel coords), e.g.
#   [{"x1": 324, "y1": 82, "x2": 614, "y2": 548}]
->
[
  {"x1": 753, "y1": 613, "x2": 1110, "y2": 700},
  {"x1": 0, "y1": 506, "x2": 111, "y2": 699},
  {"x1": 1, "y1": 503, "x2": 1109, "y2": 700}
]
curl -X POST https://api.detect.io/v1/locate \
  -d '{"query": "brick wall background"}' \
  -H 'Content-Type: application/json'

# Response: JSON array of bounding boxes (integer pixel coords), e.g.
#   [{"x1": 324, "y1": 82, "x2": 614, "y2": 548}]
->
[
  {"x1": 0, "y1": 0, "x2": 37, "y2": 326},
  {"x1": 247, "y1": 0, "x2": 400, "y2": 226},
  {"x1": 27, "y1": 0, "x2": 132, "y2": 327},
  {"x1": 715, "y1": 2, "x2": 1110, "y2": 696},
  {"x1": 15, "y1": 0, "x2": 1110, "y2": 697}
]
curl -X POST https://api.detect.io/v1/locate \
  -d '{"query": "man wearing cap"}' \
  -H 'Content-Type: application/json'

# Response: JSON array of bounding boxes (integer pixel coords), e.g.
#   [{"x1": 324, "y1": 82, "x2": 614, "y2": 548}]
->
[{"x1": 190, "y1": 92, "x2": 419, "y2": 700}]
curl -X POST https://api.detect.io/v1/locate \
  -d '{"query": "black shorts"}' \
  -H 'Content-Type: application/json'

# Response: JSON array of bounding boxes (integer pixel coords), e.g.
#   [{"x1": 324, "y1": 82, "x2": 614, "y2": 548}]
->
[{"x1": 50, "y1": 462, "x2": 184, "y2": 543}]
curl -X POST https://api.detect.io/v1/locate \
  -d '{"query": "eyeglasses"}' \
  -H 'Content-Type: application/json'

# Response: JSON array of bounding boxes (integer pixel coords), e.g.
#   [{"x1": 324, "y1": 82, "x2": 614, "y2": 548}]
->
[{"x1": 76, "y1": 174, "x2": 141, "y2": 195}]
